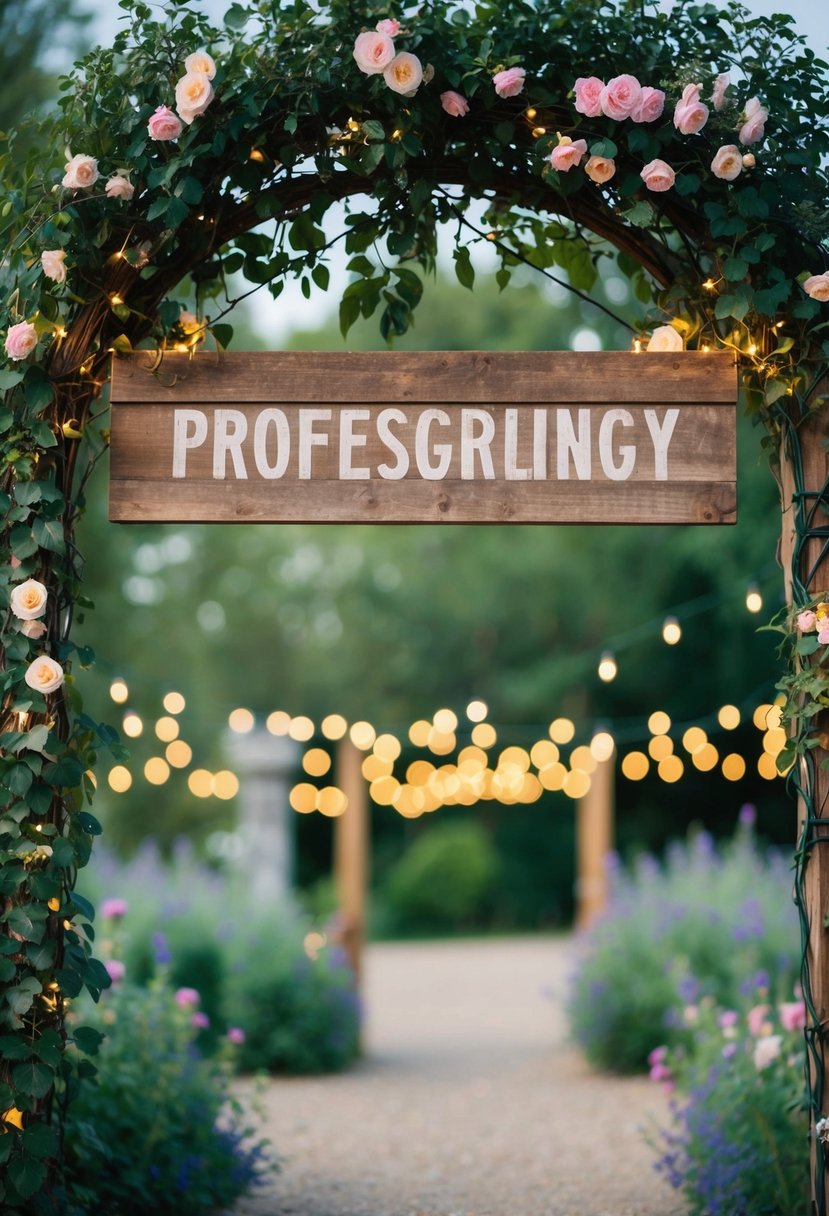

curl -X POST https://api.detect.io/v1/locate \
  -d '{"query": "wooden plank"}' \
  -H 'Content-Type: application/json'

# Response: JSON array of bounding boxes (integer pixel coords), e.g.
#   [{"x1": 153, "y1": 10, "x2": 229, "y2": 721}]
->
[{"x1": 110, "y1": 349, "x2": 735, "y2": 404}]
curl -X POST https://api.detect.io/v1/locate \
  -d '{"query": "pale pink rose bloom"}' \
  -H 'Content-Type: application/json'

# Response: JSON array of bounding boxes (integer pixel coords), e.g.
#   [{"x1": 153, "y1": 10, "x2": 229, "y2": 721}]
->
[
  {"x1": 192, "y1": 1011, "x2": 210, "y2": 1030},
  {"x1": 422, "y1": 63, "x2": 435, "y2": 84},
  {"x1": 584, "y1": 155, "x2": 615, "y2": 184},
  {"x1": 41, "y1": 250, "x2": 67, "y2": 284},
  {"x1": 105, "y1": 960, "x2": 126, "y2": 984},
  {"x1": 353, "y1": 30, "x2": 396, "y2": 75},
  {"x1": 673, "y1": 83, "x2": 709, "y2": 135},
  {"x1": 549, "y1": 138, "x2": 588, "y2": 172},
  {"x1": 753, "y1": 1034, "x2": 782, "y2": 1070},
  {"x1": 175, "y1": 72, "x2": 214, "y2": 122},
  {"x1": 227, "y1": 1026, "x2": 246, "y2": 1044},
  {"x1": 184, "y1": 49, "x2": 217, "y2": 79},
  {"x1": 742, "y1": 153, "x2": 756, "y2": 169},
  {"x1": 640, "y1": 158, "x2": 676, "y2": 191},
  {"x1": 106, "y1": 175, "x2": 135, "y2": 200},
  {"x1": 384, "y1": 51, "x2": 422, "y2": 95},
  {"x1": 493, "y1": 67, "x2": 526, "y2": 98},
  {"x1": 148, "y1": 106, "x2": 183, "y2": 141},
  {"x1": 712, "y1": 72, "x2": 730, "y2": 111},
  {"x1": 804, "y1": 273, "x2": 829, "y2": 302},
  {"x1": 10, "y1": 578, "x2": 47, "y2": 620},
  {"x1": 747, "y1": 1002, "x2": 772, "y2": 1037},
  {"x1": 599, "y1": 74, "x2": 642, "y2": 120},
  {"x1": 375, "y1": 18, "x2": 400, "y2": 36},
  {"x1": 798, "y1": 610, "x2": 818, "y2": 632},
  {"x1": 101, "y1": 898, "x2": 128, "y2": 920},
  {"x1": 646, "y1": 325, "x2": 683, "y2": 352},
  {"x1": 739, "y1": 96, "x2": 768, "y2": 145},
  {"x1": 10, "y1": 555, "x2": 20, "y2": 569},
  {"x1": 710, "y1": 144, "x2": 742, "y2": 181},
  {"x1": 441, "y1": 90, "x2": 469, "y2": 117},
  {"x1": 24, "y1": 656, "x2": 64, "y2": 695},
  {"x1": 630, "y1": 86, "x2": 665, "y2": 123},
  {"x1": 573, "y1": 76, "x2": 604, "y2": 118},
  {"x1": 5, "y1": 321, "x2": 38, "y2": 361},
  {"x1": 174, "y1": 986, "x2": 200, "y2": 1008},
  {"x1": 818, "y1": 618, "x2": 829, "y2": 645},
  {"x1": 779, "y1": 1000, "x2": 807, "y2": 1032},
  {"x1": 62, "y1": 153, "x2": 99, "y2": 190},
  {"x1": 19, "y1": 620, "x2": 46, "y2": 640}
]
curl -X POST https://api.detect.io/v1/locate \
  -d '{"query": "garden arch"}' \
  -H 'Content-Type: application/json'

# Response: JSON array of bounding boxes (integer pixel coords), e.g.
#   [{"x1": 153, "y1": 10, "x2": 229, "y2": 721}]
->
[{"x1": 1, "y1": 0, "x2": 828, "y2": 1209}]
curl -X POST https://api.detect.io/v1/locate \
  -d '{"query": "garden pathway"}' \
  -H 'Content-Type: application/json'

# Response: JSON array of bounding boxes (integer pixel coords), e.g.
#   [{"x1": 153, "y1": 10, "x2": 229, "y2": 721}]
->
[{"x1": 234, "y1": 936, "x2": 685, "y2": 1216}]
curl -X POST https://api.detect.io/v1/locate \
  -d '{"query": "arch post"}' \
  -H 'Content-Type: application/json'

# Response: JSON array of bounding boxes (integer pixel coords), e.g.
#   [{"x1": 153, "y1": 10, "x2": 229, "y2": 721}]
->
[
  {"x1": 334, "y1": 739, "x2": 369, "y2": 986},
  {"x1": 575, "y1": 755, "x2": 615, "y2": 929}
]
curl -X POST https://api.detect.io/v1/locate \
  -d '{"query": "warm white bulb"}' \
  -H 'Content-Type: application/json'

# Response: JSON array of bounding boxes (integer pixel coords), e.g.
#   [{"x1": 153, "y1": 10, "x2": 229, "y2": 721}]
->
[
  {"x1": 597, "y1": 651, "x2": 617, "y2": 683},
  {"x1": 746, "y1": 586, "x2": 763, "y2": 614},
  {"x1": 662, "y1": 616, "x2": 682, "y2": 645}
]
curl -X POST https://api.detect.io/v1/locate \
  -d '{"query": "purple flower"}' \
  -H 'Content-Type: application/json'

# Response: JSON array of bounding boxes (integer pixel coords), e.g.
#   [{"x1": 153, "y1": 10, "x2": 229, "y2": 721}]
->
[
  {"x1": 191, "y1": 1011, "x2": 210, "y2": 1030},
  {"x1": 152, "y1": 932, "x2": 172, "y2": 965},
  {"x1": 174, "y1": 986, "x2": 200, "y2": 1009},
  {"x1": 227, "y1": 1026, "x2": 246, "y2": 1045},
  {"x1": 101, "y1": 897, "x2": 128, "y2": 921},
  {"x1": 105, "y1": 959, "x2": 126, "y2": 984},
  {"x1": 739, "y1": 803, "x2": 757, "y2": 827},
  {"x1": 718, "y1": 1010, "x2": 739, "y2": 1030}
]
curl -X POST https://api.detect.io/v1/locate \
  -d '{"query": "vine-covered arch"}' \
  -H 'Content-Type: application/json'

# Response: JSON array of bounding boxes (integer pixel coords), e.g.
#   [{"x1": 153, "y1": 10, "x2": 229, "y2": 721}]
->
[{"x1": 1, "y1": 0, "x2": 828, "y2": 1209}]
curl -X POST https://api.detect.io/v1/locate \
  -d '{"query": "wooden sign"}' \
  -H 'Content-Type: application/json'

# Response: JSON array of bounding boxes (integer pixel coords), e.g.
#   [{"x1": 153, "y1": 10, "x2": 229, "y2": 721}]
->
[{"x1": 109, "y1": 350, "x2": 736, "y2": 525}]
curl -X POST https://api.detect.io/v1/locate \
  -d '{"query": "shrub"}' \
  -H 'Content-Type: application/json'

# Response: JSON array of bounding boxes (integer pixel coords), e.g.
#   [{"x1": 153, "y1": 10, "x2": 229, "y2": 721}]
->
[
  {"x1": 567, "y1": 814, "x2": 799, "y2": 1072},
  {"x1": 61, "y1": 981, "x2": 272, "y2": 1215},
  {"x1": 380, "y1": 820, "x2": 498, "y2": 933}
]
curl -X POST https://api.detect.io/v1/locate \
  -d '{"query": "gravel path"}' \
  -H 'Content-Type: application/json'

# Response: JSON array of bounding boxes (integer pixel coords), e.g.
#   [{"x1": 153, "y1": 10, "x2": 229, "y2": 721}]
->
[{"x1": 235, "y1": 936, "x2": 685, "y2": 1216}]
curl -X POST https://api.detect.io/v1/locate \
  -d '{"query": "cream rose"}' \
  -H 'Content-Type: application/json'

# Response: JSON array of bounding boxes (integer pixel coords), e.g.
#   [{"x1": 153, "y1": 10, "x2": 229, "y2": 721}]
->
[
  {"x1": 41, "y1": 250, "x2": 67, "y2": 284},
  {"x1": 106, "y1": 174, "x2": 135, "y2": 201},
  {"x1": 646, "y1": 325, "x2": 683, "y2": 352},
  {"x1": 640, "y1": 158, "x2": 676, "y2": 192},
  {"x1": 24, "y1": 655, "x2": 64, "y2": 695},
  {"x1": 10, "y1": 578, "x2": 48, "y2": 621},
  {"x1": 710, "y1": 144, "x2": 742, "y2": 181},
  {"x1": 19, "y1": 620, "x2": 47, "y2": 640},
  {"x1": 384, "y1": 51, "x2": 422, "y2": 95},
  {"x1": 4, "y1": 321, "x2": 38, "y2": 361},
  {"x1": 184, "y1": 49, "x2": 217, "y2": 79},
  {"x1": 804, "y1": 273, "x2": 829, "y2": 303},
  {"x1": 353, "y1": 30, "x2": 396, "y2": 75},
  {"x1": 62, "y1": 154, "x2": 99, "y2": 190},
  {"x1": 175, "y1": 72, "x2": 215, "y2": 123},
  {"x1": 584, "y1": 155, "x2": 616, "y2": 184}
]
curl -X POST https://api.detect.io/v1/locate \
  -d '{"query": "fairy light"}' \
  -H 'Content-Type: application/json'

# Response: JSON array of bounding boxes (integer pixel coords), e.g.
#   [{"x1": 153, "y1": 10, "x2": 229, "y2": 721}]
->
[
  {"x1": 525, "y1": 107, "x2": 538, "y2": 120},
  {"x1": 531, "y1": 126, "x2": 547, "y2": 137},
  {"x1": 662, "y1": 616, "x2": 681, "y2": 645},
  {"x1": 109, "y1": 293, "x2": 124, "y2": 306},
  {"x1": 703, "y1": 278, "x2": 717, "y2": 291},
  {"x1": 597, "y1": 651, "x2": 617, "y2": 682},
  {"x1": 109, "y1": 679, "x2": 129, "y2": 704},
  {"x1": 746, "y1": 584, "x2": 763, "y2": 613},
  {"x1": 249, "y1": 148, "x2": 266, "y2": 162},
  {"x1": 632, "y1": 338, "x2": 643, "y2": 353}
]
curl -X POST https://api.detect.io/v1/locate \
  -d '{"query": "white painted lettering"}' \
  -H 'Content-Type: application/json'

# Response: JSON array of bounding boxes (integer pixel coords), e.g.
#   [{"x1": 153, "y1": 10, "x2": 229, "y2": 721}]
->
[
  {"x1": 253, "y1": 409, "x2": 290, "y2": 480},
  {"x1": 504, "y1": 408, "x2": 530, "y2": 480},
  {"x1": 298, "y1": 409, "x2": 332, "y2": 479},
  {"x1": 376, "y1": 408, "x2": 410, "y2": 480},
  {"x1": 415, "y1": 410, "x2": 452, "y2": 480},
  {"x1": 533, "y1": 409, "x2": 547, "y2": 481},
  {"x1": 213, "y1": 409, "x2": 248, "y2": 480},
  {"x1": 172, "y1": 409, "x2": 208, "y2": 478},
  {"x1": 556, "y1": 408, "x2": 592, "y2": 480},
  {"x1": 461, "y1": 409, "x2": 496, "y2": 480},
  {"x1": 599, "y1": 409, "x2": 636, "y2": 481},
  {"x1": 339, "y1": 409, "x2": 371, "y2": 480},
  {"x1": 644, "y1": 408, "x2": 680, "y2": 480}
]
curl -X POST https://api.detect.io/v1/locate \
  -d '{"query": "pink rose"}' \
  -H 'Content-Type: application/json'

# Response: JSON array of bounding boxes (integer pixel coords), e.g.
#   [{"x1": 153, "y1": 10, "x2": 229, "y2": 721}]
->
[
  {"x1": 747, "y1": 1003, "x2": 772, "y2": 1037},
  {"x1": 352, "y1": 30, "x2": 396, "y2": 75},
  {"x1": 441, "y1": 90, "x2": 469, "y2": 117},
  {"x1": 742, "y1": 153, "x2": 756, "y2": 170},
  {"x1": 573, "y1": 76, "x2": 604, "y2": 118},
  {"x1": 5, "y1": 320, "x2": 38, "y2": 361},
  {"x1": 41, "y1": 250, "x2": 67, "y2": 284},
  {"x1": 804, "y1": 273, "x2": 829, "y2": 303},
  {"x1": 24, "y1": 655, "x2": 64, "y2": 695},
  {"x1": 646, "y1": 325, "x2": 683, "y2": 352},
  {"x1": 710, "y1": 145, "x2": 742, "y2": 182},
  {"x1": 640, "y1": 158, "x2": 676, "y2": 192},
  {"x1": 493, "y1": 67, "x2": 526, "y2": 99},
  {"x1": 630, "y1": 86, "x2": 665, "y2": 124},
  {"x1": 62, "y1": 153, "x2": 99, "y2": 190},
  {"x1": 375, "y1": 18, "x2": 399, "y2": 36},
  {"x1": 798, "y1": 610, "x2": 818, "y2": 632},
  {"x1": 584, "y1": 155, "x2": 615, "y2": 184},
  {"x1": 739, "y1": 96, "x2": 768, "y2": 146},
  {"x1": 779, "y1": 1001, "x2": 807, "y2": 1033},
  {"x1": 599, "y1": 74, "x2": 642, "y2": 121},
  {"x1": 10, "y1": 579, "x2": 47, "y2": 620},
  {"x1": 106, "y1": 175, "x2": 135, "y2": 201},
  {"x1": 148, "y1": 106, "x2": 182, "y2": 141},
  {"x1": 549, "y1": 137, "x2": 587, "y2": 172},
  {"x1": 192, "y1": 1011, "x2": 210, "y2": 1030},
  {"x1": 101, "y1": 898, "x2": 128, "y2": 921},
  {"x1": 175, "y1": 72, "x2": 214, "y2": 124},
  {"x1": 673, "y1": 83, "x2": 709, "y2": 135},
  {"x1": 227, "y1": 1026, "x2": 246, "y2": 1044},
  {"x1": 105, "y1": 960, "x2": 126, "y2": 984},
  {"x1": 712, "y1": 72, "x2": 730, "y2": 111},
  {"x1": 184, "y1": 50, "x2": 217, "y2": 79},
  {"x1": 19, "y1": 620, "x2": 47, "y2": 640},
  {"x1": 174, "y1": 986, "x2": 200, "y2": 1009},
  {"x1": 753, "y1": 1034, "x2": 782, "y2": 1071},
  {"x1": 818, "y1": 618, "x2": 829, "y2": 645},
  {"x1": 384, "y1": 51, "x2": 422, "y2": 95}
]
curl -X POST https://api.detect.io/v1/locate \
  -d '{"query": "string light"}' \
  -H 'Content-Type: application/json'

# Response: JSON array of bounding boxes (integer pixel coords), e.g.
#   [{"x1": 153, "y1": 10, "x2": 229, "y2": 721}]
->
[
  {"x1": 228, "y1": 707, "x2": 255, "y2": 733},
  {"x1": 703, "y1": 278, "x2": 717, "y2": 291},
  {"x1": 597, "y1": 651, "x2": 617, "y2": 682},
  {"x1": 746, "y1": 584, "x2": 763, "y2": 613},
  {"x1": 109, "y1": 679, "x2": 129, "y2": 704},
  {"x1": 662, "y1": 616, "x2": 681, "y2": 645}
]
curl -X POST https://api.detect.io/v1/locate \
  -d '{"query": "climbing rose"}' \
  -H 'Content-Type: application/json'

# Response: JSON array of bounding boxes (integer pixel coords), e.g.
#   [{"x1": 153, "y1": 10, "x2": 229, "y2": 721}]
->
[
  {"x1": 375, "y1": 18, "x2": 399, "y2": 35},
  {"x1": 549, "y1": 137, "x2": 587, "y2": 172},
  {"x1": 19, "y1": 620, "x2": 46, "y2": 639},
  {"x1": 441, "y1": 90, "x2": 469, "y2": 117},
  {"x1": 673, "y1": 83, "x2": 709, "y2": 135},
  {"x1": 819, "y1": 617, "x2": 829, "y2": 645},
  {"x1": 24, "y1": 656, "x2": 64, "y2": 695},
  {"x1": 41, "y1": 250, "x2": 67, "y2": 284},
  {"x1": 175, "y1": 72, "x2": 214, "y2": 123},
  {"x1": 62, "y1": 153, "x2": 99, "y2": 190},
  {"x1": 184, "y1": 49, "x2": 216, "y2": 79},
  {"x1": 384, "y1": 51, "x2": 422, "y2": 95},
  {"x1": 492, "y1": 67, "x2": 526, "y2": 98},
  {"x1": 599, "y1": 74, "x2": 642, "y2": 120},
  {"x1": 584, "y1": 155, "x2": 615, "y2": 184},
  {"x1": 710, "y1": 145, "x2": 742, "y2": 181},
  {"x1": 798, "y1": 610, "x2": 818, "y2": 632},
  {"x1": 573, "y1": 76, "x2": 604, "y2": 117},
  {"x1": 739, "y1": 96, "x2": 768, "y2": 145},
  {"x1": 10, "y1": 579, "x2": 47, "y2": 621},
  {"x1": 4, "y1": 321, "x2": 38, "y2": 361},
  {"x1": 646, "y1": 325, "x2": 683, "y2": 352},
  {"x1": 742, "y1": 153, "x2": 756, "y2": 169},
  {"x1": 106, "y1": 174, "x2": 135, "y2": 200},
  {"x1": 148, "y1": 106, "x2": 182, "y2": 140},
  {"x1": 804, "y1": 273, "x2": 829, "y2": 302},
  {"x1": 712, "y1": 72, "x2": 730, "y2": 111},
  {"x1": 640, "y1": 158, "x2": 675, "y2": 192},
  {"x1": 353, "y1": 30, "x2": 395, "y2": 75},
  {"x1": 630, "y1": 86, "x2": 665, "y2": 123}
]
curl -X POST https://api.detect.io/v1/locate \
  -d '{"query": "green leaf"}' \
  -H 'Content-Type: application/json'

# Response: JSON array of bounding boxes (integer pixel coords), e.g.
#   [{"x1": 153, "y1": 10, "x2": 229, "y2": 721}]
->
[
  {"x1": 22, "y1": 1122, "x2": 58, "y2": 1160},
  {"x1": 764, "y1": 378, "x2": 790, "y2": 406},
  {"x1": 42, "y1": 756, "x2": 85, "y2": 788},
  {"x1": 224, "y1": 2, "x2": 247, "y2": 29},
  {"x1": 76, "y1": 812, "x2": 102, "y2": 836},
  {"x1": 339, "y1": 294, "x2": 361, "y2": 339},
  {"x1": 146, "y1": 196, "x2": 169, "y2": 222},
  {"x1": 165, "y1": 197, "x2": 190, "y2": 229},
  {"x1": 723, "y1": 256, "x2": 748, "y2": 281},
  {"x1": 72, "y1": 1026, "x2": 104, "y2": 1056},
  {"x1": 210, "y1": 323, "x2": 233, "y2": 350},
  {"x1": 361, "y1": 120, "x2": 385, "y2": 142},
  {"x1": 13, "y1": 482, "x2": 42, "y2": 507},
  {"x1": 21, "y1": 726, "x2": 50, "y2": 754},
  {"x1": 589, "y1": 138, "x2": 618, "y2": 158},
  {"x1": 32, "y1": 518, "x2": 64, "y2": 554},
  {"x1": 0, "y1": 1035, "x2": 31, "y2": 1059},
  {"x1": 175, "y1": 176, "x2": 203, "y2": 205},
  {"x1": 6, "y1": 976, "x2": 42, "y2": 1015},
  {"x1": 4, "y1": 905, "x2": 46, "y2": 944},
  {"x1": 622, "y1": 201, "x2": 655, "y2": 228},
  {"x1": 7, "y1": 1154, "x2": 46, "y2": 1200},
  {"x1": 453, "y1": 247, "x2": 475, "y2": 290},
  {"x1": 0, "y1": 957, "x2": 16, "y2": 982}
]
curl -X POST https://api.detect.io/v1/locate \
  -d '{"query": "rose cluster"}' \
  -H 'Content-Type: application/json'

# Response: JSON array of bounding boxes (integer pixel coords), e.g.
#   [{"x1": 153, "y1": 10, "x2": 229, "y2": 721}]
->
[
  {"x1": 797, "y1": 601, "x2": 829, "y2": 642},
  {"x1": 5, "y1": 577, "x2": 64, "y2": 694},
  {"x1": 149, "y1": 48, "x2": 218, "y2": 141},
  {"x1": 353, "y1": 19, "x2": 424, "y2": 96}
]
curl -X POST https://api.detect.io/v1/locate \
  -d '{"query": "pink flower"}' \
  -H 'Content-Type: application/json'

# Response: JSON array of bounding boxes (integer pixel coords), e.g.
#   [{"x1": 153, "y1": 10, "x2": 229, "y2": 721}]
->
[
  {"x1": 599, "y1": 74, "x2": 642, "y2": 121},
  {"x1": 105, "y1": 174, "x2": 135, "y2": 200},
  {"x1": 753, "y1": 1034, "x2": 782, "y2": 1070},
  {"x1": 62, "y1": 154, "x2": 99, "y2": 190},
  {"x1": 10, "y1": 579, "x2": 47, "y2": 620},
  {"x1": 718, "y1": 1010, "x2": 739, "y2": 1029},
  {"x1": 352, "y1": 30, "x2": 396, "y2": 75},
  {"x1": 227, "y1": 1026, "x2": 246, "y2": 1045},
  {"x1": 630, "y1": 86, "x2": 665, "y2": 124},
  {"x1": 148, "y1": 106, "x2": 182, "y2": 141},
  {"x1": 739, "y1": 97, "x2": 768, "y2": 146},
  {"x1": 747, "y1": 1002, "x2": 772, "y2": 1037},
  {"x1": 647, "y1": 1045, "x2": 668, "y2": 1067},
  {"x1": 19, "y1": 620, "x2": 46, "y2": 640},
  {"x1": 649, "y1": 1062, "x2": 672, "y2": 1083},
  {"x1": 673, "y1": 83, "x2": 709, "y2": 135},
  {"x1": 742, "y1": 153, "x2": 756, "y2": 169},
  {"x1": 493, "y1": 67, "x2": 526, "y2": 99},
  {"x1": 584, "y1": 155, "x2": 615, "y2": 184},
  {"x1": 5, "y1": 320, "x2": 38, "y2": 361},
  {"x1": 798, "y1": 610, "x2": 818, "y2": 632},
  {"x1": 646, "y1": 325, "x2": 683, "y2": 352},
  {"x1": 573, "y1": 76, "x2": 604, "y2": 118},
  {"x1": 441, "y1": 90, "x2": 469, "y2": 118},
  {"x1": 804, "y1": 273, "x2": 829, "y2": 303},
  {"x1": 105, "y1": 960, "x2": 126, "y2": 984},
  {"x1": 192, "y1": 1011, "x2": 210, "y2": 1030},
  {"x1": 101, "y1": 898, "x2": 128, "y2": 921},
  {"x1": 41, "y1": 250, "x2": 67, "y2": 284},
  {"x1": 710, "y1": 144, "x2": 742, "y2": 182},
  {"x1": 24, "y1": 656, "x2": 63, "y2": 695},
  {"x1": 174, "y1": 986, "x2": 200, "y2": 1009},
  {"x1": 375, "y1": 18, "x2": 400, "y2": 36},
  {"x1": 712, "y1": 72, "x2": 730, "y2": 111},
  {"x1": 779, "y1": 1001, "x2": 807, "y2": 1032},
  {"x1": 640, "y1": 158, "x2": 676, "y2": 192},
  {"x1": 384, "y1": 51, "x2": 422, "y2": 96},
  {"x1": 549, "y1": 137, "x2": 587, "y2": 172},
  {"x1": 818, "y1": 618, "x2": 829, "y2": 645}
]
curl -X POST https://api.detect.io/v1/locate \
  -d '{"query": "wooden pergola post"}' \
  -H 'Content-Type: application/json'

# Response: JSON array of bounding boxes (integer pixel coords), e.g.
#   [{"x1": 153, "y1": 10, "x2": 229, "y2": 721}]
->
[
  {"x1": 334, "y1": 739, "x2": 369, "y2": 986},
  {"x1": 575, "y1": 755, "x2": 615, "y2": 929}
]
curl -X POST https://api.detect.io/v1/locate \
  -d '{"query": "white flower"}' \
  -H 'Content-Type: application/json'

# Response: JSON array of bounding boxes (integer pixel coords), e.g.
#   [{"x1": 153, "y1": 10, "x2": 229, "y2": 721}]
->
[
  {"x1": 24, "y1": 655, "x2": 64, "y2": 695},
  {"x1": 10, "y1": 579, "x2": 48, "y2": 620},
  {"x1": 646, "y1": 325, "x2": 683, "y2": 352},
  {"x1": 62, "y1": 153, "x2": 99, "y2": 190},
  {"x1": 41, "y1": 250, "x2": 67, "y2": 283},
  {"x1": 753, "y1": 1034, "x2": 782, "y2": 1071}
]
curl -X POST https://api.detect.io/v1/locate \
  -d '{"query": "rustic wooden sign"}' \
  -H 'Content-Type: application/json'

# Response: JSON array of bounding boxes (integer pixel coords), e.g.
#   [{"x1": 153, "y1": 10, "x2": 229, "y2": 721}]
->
[{"x1": 109, "y1": 350, "x2": 736, "y2": 525}]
